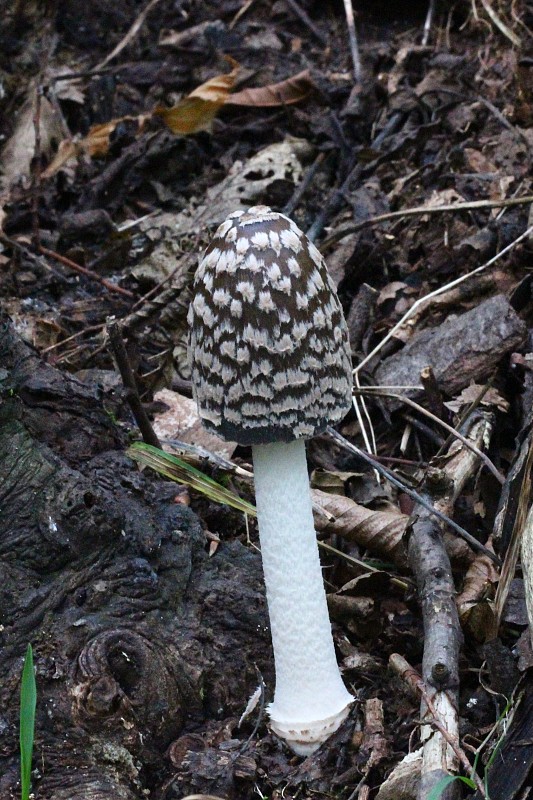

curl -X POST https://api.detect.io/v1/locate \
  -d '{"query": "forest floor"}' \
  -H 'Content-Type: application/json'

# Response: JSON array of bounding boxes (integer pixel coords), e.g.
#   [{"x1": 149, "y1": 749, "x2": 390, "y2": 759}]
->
[{"x1": 2, "y1": 1, "x2": 533, "y2": 799}]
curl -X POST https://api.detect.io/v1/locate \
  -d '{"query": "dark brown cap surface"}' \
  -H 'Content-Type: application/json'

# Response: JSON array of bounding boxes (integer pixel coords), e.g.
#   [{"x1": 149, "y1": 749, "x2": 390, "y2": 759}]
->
[{"x1": 188, "y1": 205, "x2": 353, "y2": 445}]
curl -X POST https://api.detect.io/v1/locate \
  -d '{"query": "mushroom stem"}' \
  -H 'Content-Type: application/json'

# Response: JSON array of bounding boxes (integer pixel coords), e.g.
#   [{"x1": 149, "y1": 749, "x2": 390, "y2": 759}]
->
[{"x1": 252, "y1": 438, "x2": 353, "y2": 755}]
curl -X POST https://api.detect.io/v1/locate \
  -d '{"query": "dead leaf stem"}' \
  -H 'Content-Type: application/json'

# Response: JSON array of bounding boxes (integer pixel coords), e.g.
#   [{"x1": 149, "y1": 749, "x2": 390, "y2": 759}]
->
[{"x1": 357, "y1": 388, "x2": 505, "y2": 484}]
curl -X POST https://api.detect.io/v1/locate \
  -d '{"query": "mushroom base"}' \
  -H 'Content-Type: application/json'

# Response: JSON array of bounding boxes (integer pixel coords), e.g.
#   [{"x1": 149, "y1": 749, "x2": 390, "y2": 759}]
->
[{"x1": 269, "y1": 703, "x2": 352, "y2": 756}]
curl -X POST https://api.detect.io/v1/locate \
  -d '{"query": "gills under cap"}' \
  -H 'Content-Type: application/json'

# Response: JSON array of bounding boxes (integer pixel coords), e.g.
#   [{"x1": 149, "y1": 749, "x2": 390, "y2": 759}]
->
[{"x1": 188, "y1": 205, "x2": 353, "y2": 445}]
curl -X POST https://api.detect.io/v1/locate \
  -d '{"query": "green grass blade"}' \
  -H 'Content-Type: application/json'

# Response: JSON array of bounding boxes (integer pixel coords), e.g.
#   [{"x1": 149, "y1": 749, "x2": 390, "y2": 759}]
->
[
  {"x1": 127, "y1": 442, "x2": 256, "y2": 516},
  {"x1": 427, "y1": 775, "x2": 476, "y2": 800},
  {"x1": 20, "y1": 644, "x2": 36, "y2": 800}
]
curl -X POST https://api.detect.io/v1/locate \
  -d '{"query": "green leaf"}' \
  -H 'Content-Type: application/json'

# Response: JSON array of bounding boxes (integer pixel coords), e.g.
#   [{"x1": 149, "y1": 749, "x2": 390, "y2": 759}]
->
[
  {"x1": 127, "y1": 442, "x2": 256, "y2": 516},
  {"x1": 427, "y1": 775, "x2": 477, "y2": 800},
  {"x1": 20, "y1": 644, "x2": 36, "y2": 800}
]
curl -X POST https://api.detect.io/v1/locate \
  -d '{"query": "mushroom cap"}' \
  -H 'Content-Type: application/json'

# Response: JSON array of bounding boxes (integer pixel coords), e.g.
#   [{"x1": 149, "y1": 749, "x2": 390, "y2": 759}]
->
[{"x1": 188, "y1": 205, "x2": 353, "y2": 445}]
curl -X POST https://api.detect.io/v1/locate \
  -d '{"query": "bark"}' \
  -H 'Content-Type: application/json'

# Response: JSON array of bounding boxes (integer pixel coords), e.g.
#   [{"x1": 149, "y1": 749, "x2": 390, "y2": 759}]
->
[
  {"x1": 375, "y1": 294, "x2": 526, "y2": 408},
  {"x1": 407, "y1": 506, "x2": 462, "y2": 800},
  {"x1": 407, "y1": 415, "x2": 495, "y2": 800},
  {"x1": 0, "y1": 315, "x2": 271, "y2": 799}
]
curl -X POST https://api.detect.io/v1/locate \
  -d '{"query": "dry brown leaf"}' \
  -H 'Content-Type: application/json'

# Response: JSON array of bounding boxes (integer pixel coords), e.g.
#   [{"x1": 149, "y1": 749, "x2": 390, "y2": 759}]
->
[
  {"x1": 43, "y1": 61, "x2": 240, "y2": 177},
  {"x1": 456, "y1": 546, "x2": 499, "y2": 642},
  {"x1": 41, "y1": 139, "x2": 80, "y2": 178},
  {"x1": 155, "y1": 57, "x2": 240, "y2": 134},
  {"x1": 445, "y1": 383, "x2": 510, "y2": 414},
  {"x1": 83, "y1": 118, "x2": 139, "y2": 157},
  {"x1": 155, "y1": 97, "x2": 224, "y2": 134},
  {"x1": 225, "y1": 69, "x2": 314, "y2": 107},
  {"x1": 457, "y1": 552, "x2": 498, "y2": 610},
  {"x1": 1, "y1": 87, "x2": 63, "y2": 186},
  {"x1": 152, "y1": 388, "x2": 237, "y2": 460},
  {"x1": 312, "y1": 488, "x2": 409, "y2": 569},
  {"x1": 42, "y1": 115, "x2": 148, "y2": 178},
  {"x1": 191, "y1": 57, "x2": 240, "y2": 102}
]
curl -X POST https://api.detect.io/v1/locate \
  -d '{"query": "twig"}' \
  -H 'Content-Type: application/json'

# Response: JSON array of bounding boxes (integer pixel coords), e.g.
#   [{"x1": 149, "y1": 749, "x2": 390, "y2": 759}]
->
[
  {"x1": 283, "y1": 152, "x2": 326, "y2": 217},
  {"x1": 353, "y1": 223, "x2": 533, "y2": 376},
  {"x1": 283, "y1": 0, "x2": 327, "y2": 46},
  {"x1": 326, "y1": 427, "x2": 500, "y2": 564},
  {"x1": 130, "y1": 250, "x2": 196, "y2": 314},
  {"x1": 31, "y1": 86, "x2": 43, "y2": 248},
  {"x1": 107, "y1": 320, "x2": 161, "y2": 448},
  {"x1": 390, "y1": 654, "x2": 486, "y2": 797},
  {"x1": 356, "y1": 388, "x2": 506, "y2": 484},
  {"x1": 342, "y1": 0, "x2": 362, "y2": 81},
  {"x1": 38, "y1": 245, "x2": 135, "y2": 299},
  {"x1": 480, "y1": 0, "x2": 521, "y2": 46},
  {"x1": 0, "y1": 234, "x2": 68, "y2": 285},
  {"x1": 403, "y1": 412, "x2": 445, "y2": 448},
  {"x1": 478, "y1": 96, "x2": 530, "y2": 145},
  {"x1": 124, "y1": 257, "x2": 194, "y2": 334},
  {"x1": 321, "y1": 194, "x2": 533, "y2": 251},
  {"x1": 94, "y1": 0, "x2": 165, "y2": 70},
  {"x1": 422, "y1": 0, "x2": 436, "y2": 45},
  {"x1": 41, "y1": 323, "x2": 105, "y2": 354},
  {"x1": 307, "y1": 111, "x2": 405, "y2": 241},
  {"x1": 229, "y1": 0, "x2": 259, "y2": 29}
]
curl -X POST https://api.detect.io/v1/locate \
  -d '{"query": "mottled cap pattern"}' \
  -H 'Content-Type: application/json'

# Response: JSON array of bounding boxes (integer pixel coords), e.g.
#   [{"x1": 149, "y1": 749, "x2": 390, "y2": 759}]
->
[{"x1": 187, "y1": 205, "x2": 353, "y2": 445}]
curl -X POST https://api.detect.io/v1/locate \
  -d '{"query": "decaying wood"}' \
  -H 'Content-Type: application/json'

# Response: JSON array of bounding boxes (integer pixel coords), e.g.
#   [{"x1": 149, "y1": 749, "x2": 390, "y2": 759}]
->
[
  {"x1": 408, "y1": 505, "x2": 462, "y2": 800},
  {"x1": 522, "y1": 504, "x2": 533, "y2": 654},
  {"x1": 374, "y1": 294, "x2": 526, "y2": 405},
  {"x1": 0, "y1": 317, "x2": 275, "y2": 798},
  {"x1": 407, "y1": 415, "x2": 495, "y2": 800}
]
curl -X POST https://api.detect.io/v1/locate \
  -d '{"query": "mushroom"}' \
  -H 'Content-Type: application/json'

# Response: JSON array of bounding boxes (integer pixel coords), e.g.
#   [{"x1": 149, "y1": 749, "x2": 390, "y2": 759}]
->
[{"x1": 187, "y1": 205, "x2": 354, "y2": 755}]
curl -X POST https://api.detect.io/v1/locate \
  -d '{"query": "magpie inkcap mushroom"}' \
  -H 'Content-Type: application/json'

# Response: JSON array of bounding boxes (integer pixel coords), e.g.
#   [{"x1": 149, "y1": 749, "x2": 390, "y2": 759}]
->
[{"x1": 188, "y1": 205, "x2": 354, "y2": 754}]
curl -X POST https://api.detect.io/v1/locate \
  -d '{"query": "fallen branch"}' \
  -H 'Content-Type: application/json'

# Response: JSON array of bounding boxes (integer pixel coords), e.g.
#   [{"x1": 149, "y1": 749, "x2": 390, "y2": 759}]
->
[
  {"x1": 390, "y1": 654, "x2": 486, "y2": 797},
  {"x1": 39, "y1": 245, "x2": 135, "y2": 299},
  {"x1": 321, "y1": 195, "x2": 533, "y2": 251},
  {"x1": 406, "y1": 415, "x2": 495, "y2": 799}
]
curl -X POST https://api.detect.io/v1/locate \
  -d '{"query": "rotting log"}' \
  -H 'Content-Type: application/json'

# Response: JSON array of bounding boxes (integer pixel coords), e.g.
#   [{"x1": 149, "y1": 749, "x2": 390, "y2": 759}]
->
[{"x1": 0, "y1": 314, "x2": 271, "y2": 799}]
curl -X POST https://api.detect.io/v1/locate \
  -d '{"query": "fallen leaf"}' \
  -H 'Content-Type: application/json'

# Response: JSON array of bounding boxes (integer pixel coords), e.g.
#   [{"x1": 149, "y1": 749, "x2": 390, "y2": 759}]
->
[
  {"x1": 42, "y1": 115, "x2": 148, "y2": 178},
  {"x1": 226, "y1": 69, "x2": 314, "y2": 107},
  {"x1": 445, "y1": 383, "x2": 510, "y2": 413},
  {"x1": 312, "y1": 488, "x2": 409, "y2": 569},
  {"x1": 43, "y1": 60, "x2": 240, "y2": 177},
  {"x1": 1, "y1": 86, "x2": 63, "y2": 186},
  {"x1": 153, "y1": 388, "x2": 237, "y2": 460},
  {"x1": 154, "y1": 57, "x2": 240, "y2": 133}
]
